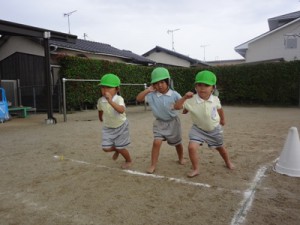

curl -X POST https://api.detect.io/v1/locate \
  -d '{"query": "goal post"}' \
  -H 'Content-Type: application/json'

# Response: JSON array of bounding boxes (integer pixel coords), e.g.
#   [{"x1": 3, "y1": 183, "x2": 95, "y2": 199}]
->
[{"x1": 62, "y1": 78, "x2": 147, "y2": 122}]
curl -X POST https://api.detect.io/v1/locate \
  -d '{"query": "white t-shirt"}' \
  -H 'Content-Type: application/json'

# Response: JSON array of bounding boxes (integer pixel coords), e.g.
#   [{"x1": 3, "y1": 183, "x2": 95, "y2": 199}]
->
[
  {"x1": 183, "y1": 94, "x2": 221, "y2": 131},
  {"x1": 97, "y1": 95, "x2": 127, "y2": 128}
]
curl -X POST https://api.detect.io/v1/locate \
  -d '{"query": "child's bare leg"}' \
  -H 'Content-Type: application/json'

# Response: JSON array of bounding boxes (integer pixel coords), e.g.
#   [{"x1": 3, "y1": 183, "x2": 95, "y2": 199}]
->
[
  {"x1": 187, "y1": 142, "x2": 200, "y2": 178},
  {"x1": 103, "y1": 147, "x2": 119, "y2": 160},
  {"x1": 216, "y1": 146, "x2": 234, "y2": 169},
  {"x1": 112, "y1": 147, "x2": 120, "y2": 160},
  {"x1": 175, "y1": 143, "x2": 185, "y2": 165},
  {"x1": 146, "y1": 139, "x2": 162, "y2": 173},
  {"x1": 118, "y1": 148, "x2": 132, "y2": 169},
  {"x1": 112, "y1": 150, "x2": 119, "y2": 160}
]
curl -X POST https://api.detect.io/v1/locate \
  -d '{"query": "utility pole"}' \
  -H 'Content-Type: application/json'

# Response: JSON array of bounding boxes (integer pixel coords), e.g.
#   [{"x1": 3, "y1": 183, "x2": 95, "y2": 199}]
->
[
  {"x1": 167, "y1": 29, "x2": 180, "y2": 51},
  {"x1": 64, "y1": 10, "x2": 77, "y2": 34},
  {"x1": 200, "y1": 44, "x2": 209, "y2": 61}
]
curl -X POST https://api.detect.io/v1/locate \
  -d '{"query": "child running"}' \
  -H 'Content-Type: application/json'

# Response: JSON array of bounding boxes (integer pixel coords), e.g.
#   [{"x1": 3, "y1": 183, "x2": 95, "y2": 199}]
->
[
  {"x1": 174, "y1": 70, "x2": 234, "y2": 178},
  {"x1": 97, "y1": 73, "x2": 132, "y2": 169},
  {"x1": 136, "y1": 67, "x2": 185, "y2": 174}
]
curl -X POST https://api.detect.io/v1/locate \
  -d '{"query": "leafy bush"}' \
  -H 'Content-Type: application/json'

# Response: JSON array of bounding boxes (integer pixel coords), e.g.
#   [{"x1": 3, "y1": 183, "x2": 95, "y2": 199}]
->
[{"x1": 58, "y1": 56, "x2": 300, "y2": 110}]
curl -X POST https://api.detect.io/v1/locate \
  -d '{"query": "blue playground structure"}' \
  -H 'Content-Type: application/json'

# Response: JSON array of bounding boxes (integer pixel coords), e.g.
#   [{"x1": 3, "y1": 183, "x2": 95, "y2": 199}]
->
[{"x1": 0, "y1": 87, "x2": 10, "y2": 122}]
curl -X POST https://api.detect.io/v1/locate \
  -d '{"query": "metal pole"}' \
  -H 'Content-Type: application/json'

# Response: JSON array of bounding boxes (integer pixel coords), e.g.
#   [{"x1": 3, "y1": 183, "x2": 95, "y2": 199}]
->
[
  {"x1": 144, "y1": 83, "x2": 147, "y2": 111},
  {"x1": 67, "y1": 16, "x2": 70, "y2": 34},
  {"x1": 44, "y1": 31, "x2": 56, "y2": 124},
  {"x1": 61, "y1": 78, "x2": 145, "y2": 121},
  {"x1": 32, "y1": 87, "x2": 36, "y2": 109},
  {"x1": 17, "y1": 79, "x2": 22, "y2": 106},
  {"x1": 299, "y1": 74, "x2": 300, "y2": 108},
  {"x1": 63, "y1": 78, "x2": 67, "y2": 122}
]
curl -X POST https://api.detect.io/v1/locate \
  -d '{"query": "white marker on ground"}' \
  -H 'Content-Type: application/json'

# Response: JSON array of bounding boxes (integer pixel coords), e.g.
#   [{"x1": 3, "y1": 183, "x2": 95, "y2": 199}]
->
[
  {"x1": 53, "y1": 155, "x2": 214, "y2": 189},
  {"x1": 230, "y1": 166, "x2": 267, "y2": 225}
]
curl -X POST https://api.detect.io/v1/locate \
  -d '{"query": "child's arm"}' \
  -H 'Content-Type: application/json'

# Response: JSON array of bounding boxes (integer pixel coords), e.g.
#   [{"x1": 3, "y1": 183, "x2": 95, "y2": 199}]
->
[
  {"x1": 136, "y1": 86, "x2": 155, "y2": 102},
  {"x1": 104, "y1": 92, "x2": 125, "y2": 114},
  {"x1": 174, "y1": 91, "x2": 194, "y2": 110},
  {"x1": 98, "y1": 110, "x2": 103, "y2": 122},
  {"x1": 217, "y1": 108, "x2": 225, "y2": 126}
]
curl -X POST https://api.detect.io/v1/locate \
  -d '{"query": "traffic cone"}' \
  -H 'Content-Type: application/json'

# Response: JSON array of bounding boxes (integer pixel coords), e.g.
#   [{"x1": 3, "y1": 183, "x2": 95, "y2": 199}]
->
[{"x1": 274, "y1": 127, "x2": 300, "y2": 177}]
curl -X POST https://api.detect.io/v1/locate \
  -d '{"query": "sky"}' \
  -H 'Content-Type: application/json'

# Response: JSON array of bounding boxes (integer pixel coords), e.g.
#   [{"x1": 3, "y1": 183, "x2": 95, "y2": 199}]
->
[{"x1": 1, "y1": 0, "x2": 300, "y2": 61}]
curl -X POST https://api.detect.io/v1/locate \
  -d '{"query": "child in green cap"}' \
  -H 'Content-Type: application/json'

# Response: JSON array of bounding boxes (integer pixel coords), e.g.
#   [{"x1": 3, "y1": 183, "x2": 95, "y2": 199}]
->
[
  {"x1": 174, "y1": 70, "x2": 234, "y2": 178},
  {"x1": 136, "y1": 67, "x2": 185, "y2": 174},
  {"x1": 97, "y1": 73, "x2": 132, "y2": 169}
]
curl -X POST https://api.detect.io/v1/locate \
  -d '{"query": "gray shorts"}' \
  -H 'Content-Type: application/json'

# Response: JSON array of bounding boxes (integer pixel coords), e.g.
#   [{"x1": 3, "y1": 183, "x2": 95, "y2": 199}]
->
[
  {"x1": 102, "y1": 120, "x2": 130, "y2": 150},
  {"x1": 153, "y1": 116, "x2": 182, "y2": 146},
  {"x1": 189, "y1": 124, "x2": 223, "y2": 148}
]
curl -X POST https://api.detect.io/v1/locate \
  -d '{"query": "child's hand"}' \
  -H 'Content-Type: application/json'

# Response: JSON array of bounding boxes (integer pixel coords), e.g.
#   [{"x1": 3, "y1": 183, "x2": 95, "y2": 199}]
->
[
  {"x1": 104, "y1": 92, "x2": 112, "y2": 101},
  {"x1": 182, "y1": 109, "x2": 189, "y2": 114},
  {"x1": 220, "y1": 118, "x2": 225, "y2": 126},
  {"x1": 148, "y1": 85, "x2": 155, "y2": 92},
  {"x1": 184, "y1": 92, "x2": 194, "y2": 99}
]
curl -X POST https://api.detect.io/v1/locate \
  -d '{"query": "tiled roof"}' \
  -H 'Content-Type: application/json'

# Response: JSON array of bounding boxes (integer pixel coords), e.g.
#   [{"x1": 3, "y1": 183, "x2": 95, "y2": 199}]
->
[
  {"x1": 142, "y1": 46, "x2": 209, "y2": 66},
  {"x1": 268, "y1": 10, "x2": 300, "y2": 30},
  {"x1": 49, "y1": 38, "x2": 155, "y2": 65}
]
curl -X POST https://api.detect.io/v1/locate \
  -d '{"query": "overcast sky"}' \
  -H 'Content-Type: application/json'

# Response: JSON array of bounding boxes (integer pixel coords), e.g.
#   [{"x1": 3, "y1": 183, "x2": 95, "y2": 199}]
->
[{"x1": 1, "y1": 0, "x2": 299, "y2": 61}]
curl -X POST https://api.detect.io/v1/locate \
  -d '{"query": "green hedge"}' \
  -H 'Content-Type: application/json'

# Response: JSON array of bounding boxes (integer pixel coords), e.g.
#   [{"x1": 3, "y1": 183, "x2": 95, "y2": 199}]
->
[{"x1": 59, "y1": 56, "x2": 300, "y2": 110}]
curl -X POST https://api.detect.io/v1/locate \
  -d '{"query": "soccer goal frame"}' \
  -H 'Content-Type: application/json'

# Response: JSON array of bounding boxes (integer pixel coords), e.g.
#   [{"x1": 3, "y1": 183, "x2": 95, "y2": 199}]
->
[{"x1": 62, "y1": 78, "x2": 147, "y2": 122}]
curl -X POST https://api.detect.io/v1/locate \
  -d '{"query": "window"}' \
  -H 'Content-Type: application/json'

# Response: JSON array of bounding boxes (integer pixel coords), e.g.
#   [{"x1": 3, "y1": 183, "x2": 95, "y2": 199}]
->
[{"x1": 284, "y1": 36, "x2": 297, "y2": 49}]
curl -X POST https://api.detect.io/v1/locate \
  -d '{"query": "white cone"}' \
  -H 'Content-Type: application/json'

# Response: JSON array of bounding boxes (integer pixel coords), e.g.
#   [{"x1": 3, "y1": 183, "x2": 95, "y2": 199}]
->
[{"x1": 274, "y1": 127, "x2": 300, "y2": 177}]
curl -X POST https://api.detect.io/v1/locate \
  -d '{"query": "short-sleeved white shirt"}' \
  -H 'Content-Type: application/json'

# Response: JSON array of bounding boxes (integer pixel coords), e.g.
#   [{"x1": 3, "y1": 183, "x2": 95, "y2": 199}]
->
[
  {"x1": 183, "y1": 94, "x2": 221, "y2": 131},
  {"x1": 97, "y1": 95, "x2": 127, "y2": 128}
]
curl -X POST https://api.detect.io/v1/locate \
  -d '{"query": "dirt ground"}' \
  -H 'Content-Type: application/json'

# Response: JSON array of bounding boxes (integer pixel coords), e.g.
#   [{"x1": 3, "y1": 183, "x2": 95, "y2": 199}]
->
[{"x1": 0, "y1": 105, "x2": 300, "y2": 225}]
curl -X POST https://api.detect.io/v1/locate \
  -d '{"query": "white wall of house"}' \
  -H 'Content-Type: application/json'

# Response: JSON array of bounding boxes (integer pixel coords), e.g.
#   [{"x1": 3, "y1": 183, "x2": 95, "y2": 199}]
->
[
  {"x1": 246, "y1": 21, "x2": 300, "y2": 62},
  {"x1": 0, "y1": 36, "x2": 44, "y2": 61},
  {"x1": 145, "y1": 51, "x2": 191, "y2": 67}
]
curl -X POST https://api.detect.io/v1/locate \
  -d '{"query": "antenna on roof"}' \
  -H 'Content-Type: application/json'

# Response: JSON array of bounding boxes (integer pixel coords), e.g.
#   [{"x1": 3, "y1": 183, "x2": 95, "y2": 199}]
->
[
  {"x1": 83, "y1": 33, "x2": 88, "y2": 40},
  {"x1": 200, "y1": 44, "x2": 209, "y2": 61},
  {"x1": 167, "y1": 28, "x2": 180, "y2": 51},
  {"x1": 63, "y1": 10, "x2": 77, "y2": 34}
]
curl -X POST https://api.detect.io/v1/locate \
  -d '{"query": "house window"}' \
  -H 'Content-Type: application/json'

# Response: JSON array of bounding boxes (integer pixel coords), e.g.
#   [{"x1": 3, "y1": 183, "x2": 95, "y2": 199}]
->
[{"x1": 284, "y1": 36, "x2": 297, "y2": 49}]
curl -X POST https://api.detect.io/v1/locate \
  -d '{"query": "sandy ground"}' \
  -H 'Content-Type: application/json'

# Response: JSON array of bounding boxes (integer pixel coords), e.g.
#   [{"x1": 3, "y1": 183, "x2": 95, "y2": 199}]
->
[{"x1": 0, "y1": 105, "x2": 300, "y2": 225}]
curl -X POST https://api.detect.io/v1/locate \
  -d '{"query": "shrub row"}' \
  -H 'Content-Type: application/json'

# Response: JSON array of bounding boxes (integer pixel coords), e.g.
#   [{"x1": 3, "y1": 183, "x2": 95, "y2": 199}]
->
[{"x1": 59, "y1": 56, "x2": 300, "y2": 110}]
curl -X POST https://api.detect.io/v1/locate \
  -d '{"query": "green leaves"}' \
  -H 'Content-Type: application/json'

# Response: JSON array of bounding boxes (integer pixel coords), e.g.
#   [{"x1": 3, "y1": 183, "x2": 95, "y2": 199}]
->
[{"x1": 59, "y1": 56, "x2": 300, "y2": 110}]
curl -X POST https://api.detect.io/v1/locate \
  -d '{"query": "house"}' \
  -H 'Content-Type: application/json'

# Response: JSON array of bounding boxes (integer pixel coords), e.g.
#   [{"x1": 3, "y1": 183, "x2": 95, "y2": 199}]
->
[
  {"x1": 205, "y1": 59, "x2": 245, "y2": 66},
  {"x1": 235, "y1": 11, "x2": 300, "y2": 63},
  {"x1": 48, "y1": 38, "x2": 155, "y2": 66},
  {"x1": 0, "y1": 19, "x2": 78, "y2": 122},
  {"x1": 0, "y1": 20, "x2": 154, "y2": 113},
  {"x1": 142, "y1": 46, "x2": 209, "y2": 68}
]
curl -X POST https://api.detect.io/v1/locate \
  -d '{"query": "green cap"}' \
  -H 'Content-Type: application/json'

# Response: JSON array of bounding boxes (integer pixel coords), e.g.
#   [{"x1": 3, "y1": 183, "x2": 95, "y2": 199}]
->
[
  {"x1": 195, "y1": 70, "x2": 216, "y2": 86},
  {"x1": 99, "y1": 73, "x2": 121, "y2": 87},
  {"x1": 151, "y1": 67, "x2": 170, "y2": 84}
]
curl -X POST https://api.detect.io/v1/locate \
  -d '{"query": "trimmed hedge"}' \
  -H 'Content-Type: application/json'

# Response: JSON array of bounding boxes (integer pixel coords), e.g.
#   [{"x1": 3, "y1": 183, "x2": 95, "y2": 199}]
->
[{"x1": 58, "y1": 56, "x2": 300, "y2": 110}]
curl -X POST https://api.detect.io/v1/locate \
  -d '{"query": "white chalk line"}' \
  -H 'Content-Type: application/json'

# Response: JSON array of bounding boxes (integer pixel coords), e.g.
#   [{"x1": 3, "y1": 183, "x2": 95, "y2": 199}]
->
[
  {"x1": 230, "y1": 163, "x2": 273, "y2": 225},
  {"x1": 54, "y1": 154, "x2": 280, "y2": 225},
  {"x1": 53, "y1": 155, "x2": 240, "y2": 192}
]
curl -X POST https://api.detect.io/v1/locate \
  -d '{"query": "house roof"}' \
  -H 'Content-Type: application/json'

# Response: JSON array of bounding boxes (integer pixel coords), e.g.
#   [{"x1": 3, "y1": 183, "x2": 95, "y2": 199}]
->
[
  {"x1": 50, "y1": 39, "x2": 155, "y2": 66},
  {"x1": 268, "y1": 10, "x2": 300, "y2": 30},
  {"x1": 0, "y1": 19, "x2": 77, "y2": 121},
  {"x1": 235, "y1": 14, "x2": 300, "y2": 58},
  {"x1": 0, "y1": 19, "x2": 77, "y2": 43},
  {"x1": 142, "y1": 45, "x2": 209, "y2": 66}
]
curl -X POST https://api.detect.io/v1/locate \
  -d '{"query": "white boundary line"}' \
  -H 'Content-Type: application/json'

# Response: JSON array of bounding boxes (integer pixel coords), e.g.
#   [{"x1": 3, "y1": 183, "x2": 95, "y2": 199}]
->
[
  {"x1": 54, "y1": 154, "x2": 277, "y2": 225},
  {"x1": 53, "y1": 155, "x2": 240, "y2": 191},
  {"x1": 230, "y1": 166, "x2": 268, "y2": 225}
]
